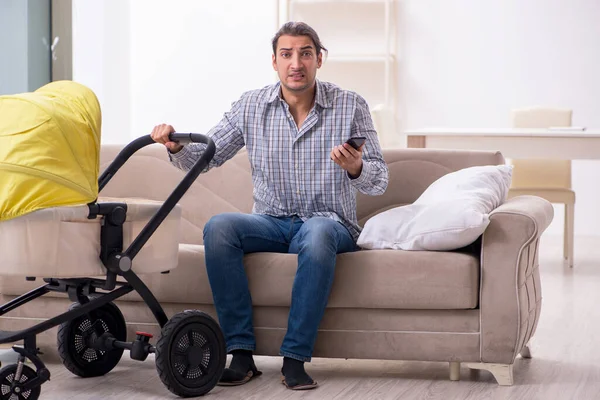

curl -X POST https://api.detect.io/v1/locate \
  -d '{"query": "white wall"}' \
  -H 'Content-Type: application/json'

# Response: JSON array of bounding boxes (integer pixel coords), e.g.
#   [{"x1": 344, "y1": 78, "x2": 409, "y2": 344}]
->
[
  {"x1": 73, "y1": 0, "x2": 276, "y2": 144},
  {"x1": 129, "y1": 0, "x2": 277, "y2": 138},
  {"x1": 398, "y1": 0, "x2": 600, "y2": 236},
  {"x1": 72, "y1": 1, "x2": 130, "y2": 144}
]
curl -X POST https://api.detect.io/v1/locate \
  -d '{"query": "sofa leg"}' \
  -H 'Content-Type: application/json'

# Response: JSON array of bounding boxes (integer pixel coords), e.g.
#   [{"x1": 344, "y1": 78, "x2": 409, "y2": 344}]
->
[
  {"x1": 520, "y1": 344, "x2": 532, "y2": 359},
  {"x1": 465, "y1": 363, "x2": 514, "y2": 386},
  {"x1": 449, "y1": 361, "x2": 461, "y2": 381}
]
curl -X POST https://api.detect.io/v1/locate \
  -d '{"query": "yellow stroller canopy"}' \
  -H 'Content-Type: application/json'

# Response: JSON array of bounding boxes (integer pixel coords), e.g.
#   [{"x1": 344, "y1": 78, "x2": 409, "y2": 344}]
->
[{"x1": 0, "y1": 80, "x2": 101, "y2": 221}]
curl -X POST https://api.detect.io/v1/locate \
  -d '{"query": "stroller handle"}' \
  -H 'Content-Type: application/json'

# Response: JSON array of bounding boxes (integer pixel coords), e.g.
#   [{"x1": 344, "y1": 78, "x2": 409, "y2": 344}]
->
[
  {"x1": 96, "y1": 133, "x2": 216, "y2": 262},
  {"x1": 98, "y1": 133, "x2": 214, "y2": 191},
  {"x1": 168, "y1": 132, "x2": 211, "y2": 145}
]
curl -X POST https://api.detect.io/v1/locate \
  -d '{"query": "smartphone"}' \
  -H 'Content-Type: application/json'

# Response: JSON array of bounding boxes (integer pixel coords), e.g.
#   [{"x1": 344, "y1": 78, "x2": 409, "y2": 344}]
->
[{"x1": 345, "y1": 136, "x2": 367, "y2": 150}]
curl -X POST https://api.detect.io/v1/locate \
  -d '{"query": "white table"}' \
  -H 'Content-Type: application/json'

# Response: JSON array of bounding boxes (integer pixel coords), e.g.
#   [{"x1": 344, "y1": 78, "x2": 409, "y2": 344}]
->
[{"x1": 404, "y1": 128, "x2": 600, "y2": 160}]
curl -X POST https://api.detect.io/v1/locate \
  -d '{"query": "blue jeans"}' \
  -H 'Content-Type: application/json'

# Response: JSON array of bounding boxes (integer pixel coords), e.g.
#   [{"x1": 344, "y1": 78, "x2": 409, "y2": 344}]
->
[{"x1": 203, "y1": 213, "x2": 358, "y2": 362}]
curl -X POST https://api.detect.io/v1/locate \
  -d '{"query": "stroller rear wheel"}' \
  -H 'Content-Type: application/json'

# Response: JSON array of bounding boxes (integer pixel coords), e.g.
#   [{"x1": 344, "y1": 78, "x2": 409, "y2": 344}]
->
[
  {"x1": 57, "y1": 299, "x2": 127, "y2": 378},
  {"x1": 0, "y1": 364, "x2": 41, "y2": 400},
  {"x1": 155, "y1": 310, "x2": 226, "y2": 397}
]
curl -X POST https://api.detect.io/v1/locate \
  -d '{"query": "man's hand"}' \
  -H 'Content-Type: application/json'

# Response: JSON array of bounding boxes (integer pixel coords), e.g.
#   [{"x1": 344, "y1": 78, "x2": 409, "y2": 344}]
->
[
  {"x1": 150, "y1": 124, "x2": 183, "y2": 153},
  {"x1": 330, "y1": 143, "x2": 364, "y2": 178}
]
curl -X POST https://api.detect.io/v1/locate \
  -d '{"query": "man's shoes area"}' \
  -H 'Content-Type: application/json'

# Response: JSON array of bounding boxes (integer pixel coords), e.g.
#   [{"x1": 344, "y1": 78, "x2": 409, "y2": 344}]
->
[
  {"x1": 217, "y1": 349, "x2": 262, "y2": 386},
  {"x1": 217, "y1": 366, "x2": 263, "y2": 386},
  {"x1": 280, "y1": 357, "x2": 318, "y2": 390},
  {"x1": 217, "y1": 351, "x2": 318, "y2": 390}
]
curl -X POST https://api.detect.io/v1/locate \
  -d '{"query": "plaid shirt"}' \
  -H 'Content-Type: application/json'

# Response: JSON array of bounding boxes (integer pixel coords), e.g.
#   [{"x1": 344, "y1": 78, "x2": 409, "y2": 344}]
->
[{"x1": 169, "y1": 80, "x2": 389, "y2": 240}]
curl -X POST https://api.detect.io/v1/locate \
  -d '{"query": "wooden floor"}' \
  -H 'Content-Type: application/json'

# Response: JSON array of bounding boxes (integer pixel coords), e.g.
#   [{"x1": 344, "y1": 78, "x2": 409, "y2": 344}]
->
[{"x1": 3, "y1": 234, "x2": 600, "y2": 399}]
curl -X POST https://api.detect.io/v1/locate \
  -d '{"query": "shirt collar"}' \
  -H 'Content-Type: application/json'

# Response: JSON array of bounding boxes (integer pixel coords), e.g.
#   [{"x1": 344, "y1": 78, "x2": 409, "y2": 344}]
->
[
  {"x1": 267, "y1": 79, "x2": 331, "y2": 109},
  {"x1": 314, "y1": 80, "x2": 331, "y2": 108}
]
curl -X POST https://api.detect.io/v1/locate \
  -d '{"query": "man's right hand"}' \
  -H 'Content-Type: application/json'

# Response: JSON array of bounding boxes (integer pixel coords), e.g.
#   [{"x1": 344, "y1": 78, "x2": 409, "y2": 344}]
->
[{"x1": 150, "y1": 124, "x2": 184, "y2": 154}]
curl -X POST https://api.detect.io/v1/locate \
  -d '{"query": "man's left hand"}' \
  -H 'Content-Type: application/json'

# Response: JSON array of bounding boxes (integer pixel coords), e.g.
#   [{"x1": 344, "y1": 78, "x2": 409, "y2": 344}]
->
[{"x1": 331, "y1": 143, "x2": 364, "y2": 179}]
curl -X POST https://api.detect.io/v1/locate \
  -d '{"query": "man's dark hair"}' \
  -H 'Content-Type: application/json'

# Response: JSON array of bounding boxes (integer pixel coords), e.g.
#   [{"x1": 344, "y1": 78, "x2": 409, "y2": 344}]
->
[{"x1": 272, "y1": 21, "x2": 328, "y2": 57}]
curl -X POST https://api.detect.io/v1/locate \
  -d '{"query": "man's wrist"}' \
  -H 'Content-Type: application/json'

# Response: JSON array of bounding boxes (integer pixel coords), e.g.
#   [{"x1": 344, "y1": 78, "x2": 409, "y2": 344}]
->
[
  {"x1": 167, "y1": 144, "x2": 188, "y2": 162},
  {"x1": 168, "y1": 145, "x2": 184, "y2": 154},
  {"x1": 348, "y1": 164, "x2": 363, "y2": 179}
]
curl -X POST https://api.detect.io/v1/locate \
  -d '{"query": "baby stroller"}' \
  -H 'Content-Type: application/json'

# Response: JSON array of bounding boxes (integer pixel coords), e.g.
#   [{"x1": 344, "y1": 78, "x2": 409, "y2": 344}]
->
[{"x1": 0, "y1": 82, "x2": 226, "y2": 398}]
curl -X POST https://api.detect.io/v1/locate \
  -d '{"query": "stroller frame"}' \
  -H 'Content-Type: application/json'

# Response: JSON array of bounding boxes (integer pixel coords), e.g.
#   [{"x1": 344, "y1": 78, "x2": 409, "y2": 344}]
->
[{"x1": 0, "y1": 133, "x2": 224, "y2": 399}]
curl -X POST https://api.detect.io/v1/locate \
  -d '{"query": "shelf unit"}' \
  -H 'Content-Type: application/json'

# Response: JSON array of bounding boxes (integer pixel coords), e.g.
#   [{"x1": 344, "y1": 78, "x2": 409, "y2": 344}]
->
[{"x1": 277, "y1": 0, "x2": 399, "y2": 147}]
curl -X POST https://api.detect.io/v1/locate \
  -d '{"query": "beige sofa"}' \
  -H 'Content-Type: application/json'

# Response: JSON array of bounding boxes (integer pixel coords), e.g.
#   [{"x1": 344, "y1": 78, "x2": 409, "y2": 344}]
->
[{"x1": 0, "y1": 143, "x2": 554, "y2": 386}]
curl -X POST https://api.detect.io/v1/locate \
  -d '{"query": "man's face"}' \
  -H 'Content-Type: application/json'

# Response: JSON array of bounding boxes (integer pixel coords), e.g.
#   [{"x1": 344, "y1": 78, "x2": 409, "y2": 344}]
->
[{"x1": 272, "y1": 35, "x2": 322, "y2": 93}]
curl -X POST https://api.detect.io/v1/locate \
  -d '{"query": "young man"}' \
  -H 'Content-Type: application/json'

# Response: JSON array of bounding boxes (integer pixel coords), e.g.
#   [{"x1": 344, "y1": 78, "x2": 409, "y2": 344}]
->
[{"x1": 151, "y1": 21, "x2": 389, "y2": 390}]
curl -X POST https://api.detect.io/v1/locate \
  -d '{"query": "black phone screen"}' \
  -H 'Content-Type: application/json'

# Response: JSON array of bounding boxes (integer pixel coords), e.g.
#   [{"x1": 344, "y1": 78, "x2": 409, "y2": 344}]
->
[{"x1": 346, "y1": 136, "x2": 367, "y2": 150}]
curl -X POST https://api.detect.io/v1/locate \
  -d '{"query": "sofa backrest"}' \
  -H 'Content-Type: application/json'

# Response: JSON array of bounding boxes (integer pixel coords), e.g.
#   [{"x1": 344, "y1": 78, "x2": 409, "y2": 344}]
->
[{"x1": 99, "y1": 144, "x2": 504, "y2": 245}]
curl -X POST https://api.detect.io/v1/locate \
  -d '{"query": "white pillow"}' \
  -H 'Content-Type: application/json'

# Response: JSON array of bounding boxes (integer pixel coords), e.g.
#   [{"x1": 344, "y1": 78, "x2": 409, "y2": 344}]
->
[{"x1": 357, "y1": 164, "x2": 513, "y2": 251}]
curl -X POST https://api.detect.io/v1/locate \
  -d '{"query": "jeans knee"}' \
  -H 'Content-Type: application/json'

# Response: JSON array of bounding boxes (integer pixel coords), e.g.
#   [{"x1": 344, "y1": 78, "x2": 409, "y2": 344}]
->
[
  {"x1": 308, "y1": 218, "x2": 338, "y2": 241},
  {"x1": 203, "y1": 213, "x2": 237, "y2": 244},
  {"x1": 299, "y1": 217, "x2": 340, "y2": 253}
]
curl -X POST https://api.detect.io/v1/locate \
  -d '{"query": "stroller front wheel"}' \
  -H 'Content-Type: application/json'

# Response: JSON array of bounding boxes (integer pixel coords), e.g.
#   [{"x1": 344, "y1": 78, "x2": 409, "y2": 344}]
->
[
  {"x1": 0, "y1": 364, "x2": 41, "y2": 400},
  {"x1": 155, "y1": 310, "x2": 226, "y2": 397},
  {"x1": 57, "y1": 299, "x2": 127, "y2": 378}
]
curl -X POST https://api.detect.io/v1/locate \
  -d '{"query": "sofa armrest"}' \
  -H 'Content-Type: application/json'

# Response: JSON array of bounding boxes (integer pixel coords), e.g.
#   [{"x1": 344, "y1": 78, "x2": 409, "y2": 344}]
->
[{"x1": 479, "y1": 195, "x2": 554, "y2": 364}]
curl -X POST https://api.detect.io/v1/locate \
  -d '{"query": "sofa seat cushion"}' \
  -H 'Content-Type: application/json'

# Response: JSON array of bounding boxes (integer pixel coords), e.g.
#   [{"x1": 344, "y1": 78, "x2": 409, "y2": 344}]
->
[
  {"x1": 246, "y1": 248, "x2": 480, "y2": 309},
  {"x1": 130, "y1": 244, "x2": 479, "y2": 310}
]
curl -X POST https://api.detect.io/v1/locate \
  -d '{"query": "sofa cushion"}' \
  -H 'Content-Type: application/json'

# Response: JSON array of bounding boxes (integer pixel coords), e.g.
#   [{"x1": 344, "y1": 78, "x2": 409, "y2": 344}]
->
[
  {"x1": 110, "y1": 244, "x2": 479, "y2": 310},
  {"x1": 99, "y1": 145, "x2": 255, "y2": 246},
  {"x1": 357, "y1": 165, "x2": 512, "y2": 251}
]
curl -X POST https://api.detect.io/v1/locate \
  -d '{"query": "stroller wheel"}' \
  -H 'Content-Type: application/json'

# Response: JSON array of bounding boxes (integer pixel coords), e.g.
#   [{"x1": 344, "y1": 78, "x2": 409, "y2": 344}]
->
[
  {"x1": 155, "y1": 310, "x2": 226, "y2": 397},
  {"x1": 57, "y1": 299, "x2": 127, "y2": 378},
  {"x1": 0, "y1": 364, "x2": 41, "y2": 400}
]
